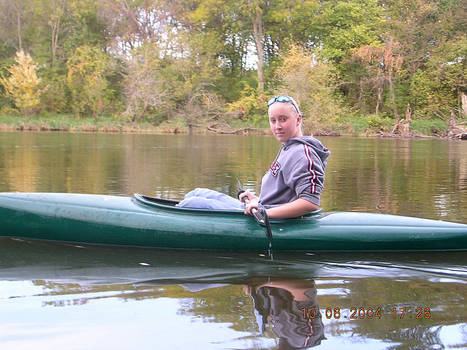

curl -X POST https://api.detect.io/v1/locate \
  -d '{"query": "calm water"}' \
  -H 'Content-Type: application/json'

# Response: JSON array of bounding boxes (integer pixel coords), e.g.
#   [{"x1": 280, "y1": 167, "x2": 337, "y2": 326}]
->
[{"x1": 0, "y1": 132, "x2": 466, "y2": 349}]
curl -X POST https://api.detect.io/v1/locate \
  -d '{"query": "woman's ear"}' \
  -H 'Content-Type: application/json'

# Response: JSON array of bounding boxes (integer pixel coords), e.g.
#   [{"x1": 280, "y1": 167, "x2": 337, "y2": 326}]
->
[{"x1": 297, "y1": 114, "x2": 302, "y2": 126}]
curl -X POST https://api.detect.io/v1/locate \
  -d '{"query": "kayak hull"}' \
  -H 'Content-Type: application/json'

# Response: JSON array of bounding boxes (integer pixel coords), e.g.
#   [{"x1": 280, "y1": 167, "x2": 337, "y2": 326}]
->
[{"x1": 0, "y1": 192, "x2": 466, "y2": 252}]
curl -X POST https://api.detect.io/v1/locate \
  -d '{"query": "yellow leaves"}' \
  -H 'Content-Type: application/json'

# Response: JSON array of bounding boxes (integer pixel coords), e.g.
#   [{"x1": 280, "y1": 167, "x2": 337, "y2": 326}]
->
[
  {"x1": 188, "y1": 0, "x2": 230, "y2": 24},
  {"x1": 66, "y1": 45, "x2": 111, "y2": 118},
  {"x1": 67, "y1": 46, "x2": 108, "y2": 83},
  {"x1": 227, "y1": 83, "x2": 268, "y2": 121},
  {"x1": 0, "y1": 50, "x2": 44, "y2": 116},
  {"x1": 274, "y1": 44, "x2": 344, "y2": 128}
]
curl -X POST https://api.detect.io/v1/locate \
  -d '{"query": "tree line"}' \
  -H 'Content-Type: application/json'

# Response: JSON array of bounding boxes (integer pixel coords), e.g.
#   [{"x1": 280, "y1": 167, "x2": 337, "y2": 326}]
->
[{"x1": 0, "y1": 0, "x2": 465, "y2": 134}]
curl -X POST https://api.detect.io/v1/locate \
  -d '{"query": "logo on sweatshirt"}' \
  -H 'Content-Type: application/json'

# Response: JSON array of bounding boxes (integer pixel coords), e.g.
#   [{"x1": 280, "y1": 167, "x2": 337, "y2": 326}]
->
[{"x1": 269, "y1": 161, "x2": 281, "y2": 176}]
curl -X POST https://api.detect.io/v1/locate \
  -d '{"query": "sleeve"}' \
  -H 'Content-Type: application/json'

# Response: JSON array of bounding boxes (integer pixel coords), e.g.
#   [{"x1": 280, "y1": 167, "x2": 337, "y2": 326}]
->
[{"x1": 283, "y1": 145, "x2": 326, "y2": 206}]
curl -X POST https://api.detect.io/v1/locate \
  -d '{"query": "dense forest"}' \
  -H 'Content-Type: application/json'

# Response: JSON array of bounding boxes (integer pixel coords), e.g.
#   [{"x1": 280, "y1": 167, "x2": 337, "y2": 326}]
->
[{"x1": 0, "y1": 0, "x2": 465, "y2": 135}]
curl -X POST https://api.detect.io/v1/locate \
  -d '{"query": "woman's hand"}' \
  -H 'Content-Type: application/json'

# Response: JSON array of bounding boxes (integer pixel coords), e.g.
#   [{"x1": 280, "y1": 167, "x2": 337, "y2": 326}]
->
[
  {"x1": 244, "y1": 197, "x2": 259, "y2": 216},
  {"x1": 238, "y1": 190, "x2": 257, "y2": 202},
  {"x1": 238, "y1": 191, "x2": 260, "y2": 216}
]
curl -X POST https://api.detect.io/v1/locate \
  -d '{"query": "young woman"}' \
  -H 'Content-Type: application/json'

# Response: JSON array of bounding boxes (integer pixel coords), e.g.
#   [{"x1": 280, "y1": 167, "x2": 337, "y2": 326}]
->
[{"x1": 178, "y1": 95, "x2": 330, "y2": 219}]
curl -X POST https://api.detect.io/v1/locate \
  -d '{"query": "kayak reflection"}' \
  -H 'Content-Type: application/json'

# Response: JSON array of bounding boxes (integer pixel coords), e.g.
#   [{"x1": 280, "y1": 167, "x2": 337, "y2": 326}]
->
[
  {"x1": 245, "y1": 278, "x2": 325, "y2": 349},
  {"x1": 0, "y1": 237, "x2": 466, "y2": 283}
]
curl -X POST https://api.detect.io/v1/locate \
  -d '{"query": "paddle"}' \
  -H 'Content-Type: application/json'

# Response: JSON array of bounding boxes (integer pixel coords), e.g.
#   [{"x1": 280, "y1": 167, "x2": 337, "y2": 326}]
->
[
  {"x1": 241, "y1": 195, "x2": 266, "y2": 224},
  {"x1": 237, "y1": 181, "x2": 273, "y2": 259}
]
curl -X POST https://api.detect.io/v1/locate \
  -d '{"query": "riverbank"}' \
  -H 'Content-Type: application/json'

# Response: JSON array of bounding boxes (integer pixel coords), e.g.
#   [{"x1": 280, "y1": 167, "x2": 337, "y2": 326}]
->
[
  {"x1": 0, "y1": 114, "x2": 269, "y2": 135},
  {"x1": 0, "y1": 113, "x2": 464, "y2": 139}
]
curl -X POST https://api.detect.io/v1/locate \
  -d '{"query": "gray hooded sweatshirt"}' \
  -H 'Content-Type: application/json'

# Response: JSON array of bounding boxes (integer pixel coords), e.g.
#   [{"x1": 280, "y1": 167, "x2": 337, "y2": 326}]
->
[{"x1": 259, "y1": 136, "x2": 330, "y2": 207}]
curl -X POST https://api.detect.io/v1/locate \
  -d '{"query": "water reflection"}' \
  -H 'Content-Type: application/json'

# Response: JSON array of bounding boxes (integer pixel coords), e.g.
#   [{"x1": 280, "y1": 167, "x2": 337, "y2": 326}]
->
[
  {"x1": 246, "y1": 278, "x2": 325, "y2": 349},
  {"x1": 1, "y1": 239, "x2": 466, "y2": 349},
  {"x1": 0, "y1": 133, "x2": 466, "y2": 222}
]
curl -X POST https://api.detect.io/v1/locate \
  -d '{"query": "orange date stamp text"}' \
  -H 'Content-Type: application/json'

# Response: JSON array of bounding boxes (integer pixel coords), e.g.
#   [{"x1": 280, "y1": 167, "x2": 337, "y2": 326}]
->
[{"x1": 300, "y1": 306, "x2": 431, "y2": 320}]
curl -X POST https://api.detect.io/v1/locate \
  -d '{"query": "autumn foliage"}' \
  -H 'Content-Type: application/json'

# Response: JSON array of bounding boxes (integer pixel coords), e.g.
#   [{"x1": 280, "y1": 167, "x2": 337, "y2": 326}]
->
[
  {"x1": 1, "y1": 51, "x2": 44, "y2": 116},
  {"x1": 0, "y1": 0, "x2": 464, "y2": 134}
]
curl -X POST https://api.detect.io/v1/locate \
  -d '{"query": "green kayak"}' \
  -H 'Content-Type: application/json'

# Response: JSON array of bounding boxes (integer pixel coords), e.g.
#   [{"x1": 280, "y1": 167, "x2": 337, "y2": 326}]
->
[{"x1": 0, "y1": 192, "x2": 466, "y2": 252}]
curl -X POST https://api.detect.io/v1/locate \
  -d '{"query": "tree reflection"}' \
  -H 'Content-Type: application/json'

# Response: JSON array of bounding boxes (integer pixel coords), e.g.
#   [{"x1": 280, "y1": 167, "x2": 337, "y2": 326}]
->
[{"x1": 386, "y1": 325, "x2": 443, "y2": 350}]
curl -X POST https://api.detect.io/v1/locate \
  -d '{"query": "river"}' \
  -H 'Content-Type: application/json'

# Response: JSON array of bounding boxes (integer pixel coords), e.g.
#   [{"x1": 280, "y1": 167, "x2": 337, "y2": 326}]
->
[{"x1": 0, "y1": 132, "x2": 466, "y2": 349}]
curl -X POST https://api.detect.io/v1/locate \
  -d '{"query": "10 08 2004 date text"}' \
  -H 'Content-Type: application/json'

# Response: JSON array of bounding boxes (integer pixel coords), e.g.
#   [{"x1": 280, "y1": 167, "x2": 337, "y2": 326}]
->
[{"x1": 300, "y1": 307, "x2": 432, "y2": 320}]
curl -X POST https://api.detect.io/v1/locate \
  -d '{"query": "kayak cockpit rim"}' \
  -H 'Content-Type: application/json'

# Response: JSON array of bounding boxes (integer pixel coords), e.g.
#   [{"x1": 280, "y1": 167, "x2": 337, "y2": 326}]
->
[
  {"x1": 133, "y1": 193, "x2": 322, "y2": 218},
  {"x1": 133, "y1": 193, "x2": 243, "y2": 215}
]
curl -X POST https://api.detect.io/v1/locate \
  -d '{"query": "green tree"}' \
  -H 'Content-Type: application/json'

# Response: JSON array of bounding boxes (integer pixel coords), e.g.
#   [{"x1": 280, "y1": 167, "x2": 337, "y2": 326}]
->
[
  {"x1": 66, "y1": 45, "x2": 112, "y2": 120},
  {"x1": 0, "y1": 50, "x2": 44, "y2": 115},
  {"x1": 425, "y1": 36, "x2": 467, "y2": 118},
  {"x1": 382, "y1": 0, "x2": 464, "y2": 73},
  {"x1": 0, "y1": 0, "x2": 34, "y2": 52},
  {"x1": 0, "y1": 0, "x2": 110, "y2": 115},
  {"x1": 228, "y1": 82, "x2": 267, "y2": 122},
  {"x1": 315, "y1": 0, "x2": 384, "y2": 63},
  {"x1": 166, "y1": 30, "x2": 224, "y2": 124},
  {"x1": 187, "y1": 0, "x2": 317, "y2": 93},
  {"x1": 408, "y1": 70, "x2": 434, "y2": 118},
  {"x1": 274, "y1": 44, "x2": 346, "y2": 130},
  {"x1": 296, "y1": 0, "x2": 386, "y2": 117},
  {"x1": 186, "y1": 0, "x2": 261, "y2": 89},
  {"x1": 382, "y1": 0, "x2": 465, "y2": 120}
]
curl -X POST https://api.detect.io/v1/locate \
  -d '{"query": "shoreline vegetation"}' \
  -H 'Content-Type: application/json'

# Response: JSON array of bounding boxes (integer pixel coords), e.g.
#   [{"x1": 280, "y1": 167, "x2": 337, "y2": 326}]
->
[
  {"x1": 0, "y1": 1, "x2": 465, "y2": 141},
  {"x1": 0, "y1": 114, "x2": 466, "y2": 139}
]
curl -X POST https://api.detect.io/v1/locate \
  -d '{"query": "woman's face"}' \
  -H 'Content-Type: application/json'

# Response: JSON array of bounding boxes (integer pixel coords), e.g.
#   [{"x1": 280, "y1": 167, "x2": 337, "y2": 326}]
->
[{"x1": 268, "y1": 102, "x2": 302, "y2": 143}]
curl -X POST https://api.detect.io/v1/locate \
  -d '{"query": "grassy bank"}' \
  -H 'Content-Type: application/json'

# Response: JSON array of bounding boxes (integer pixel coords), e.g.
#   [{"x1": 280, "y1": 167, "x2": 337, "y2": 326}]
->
[
  {"x1": 0, "y1": 114, "x2": 160, "y2": 133},
  {"x1": 0, "y1": 113, "x2": 271, "y2": 135},
  {"x1": 0, "y1": 113, "x2": 459, "y2": 138},
  {"x1": 337, "y1": 114, "x2": 451, "y2": 137}
]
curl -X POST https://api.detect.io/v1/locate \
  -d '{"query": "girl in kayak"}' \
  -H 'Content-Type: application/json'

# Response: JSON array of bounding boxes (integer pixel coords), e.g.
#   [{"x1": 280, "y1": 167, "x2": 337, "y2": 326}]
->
[{"x1": 178, "y1": 95, "x2": 330, "y2": 219}]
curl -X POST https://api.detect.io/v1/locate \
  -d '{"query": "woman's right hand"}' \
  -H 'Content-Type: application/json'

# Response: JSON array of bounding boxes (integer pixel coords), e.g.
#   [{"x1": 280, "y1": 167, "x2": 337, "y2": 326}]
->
[
  {"x1": 244, "y1": 197, "x2": 260, "y2": 216},
  {"x1": 239, "y1": 191, "x2": 260, "y2": 216}
]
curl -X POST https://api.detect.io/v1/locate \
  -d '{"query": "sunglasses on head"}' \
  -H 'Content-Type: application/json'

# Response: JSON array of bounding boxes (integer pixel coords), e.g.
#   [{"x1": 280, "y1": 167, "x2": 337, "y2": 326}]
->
[{"x1": 267, "y1": 95, "x2": 300, "y2": 114}]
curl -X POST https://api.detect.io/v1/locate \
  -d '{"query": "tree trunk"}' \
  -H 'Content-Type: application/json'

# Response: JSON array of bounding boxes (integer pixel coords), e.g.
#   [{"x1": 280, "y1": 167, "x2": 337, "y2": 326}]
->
[
  {"x1": 388, "y1": 73, "x2": 399, "y2": 119},
  {"x1": 460, "y1": 89, "x2": 467, "y2": 117},
  {"x1": 50, "y1": 0, "x2": 66, "y2": 68},
  {"x1": 51, "y1": 16, "x2": 60, "y2": 67},
  {"x1": 358, "y1": 81, "x2": 364, "y2": 109},
  {"x1": 16, "y1": 10, "x2": 22, "y2": 51},
  {"x1": 402, "y1": 102, "x2": 411, "y2": 134},
  {"x1": 250, "y1": 7, "x2": 264, "y2": 92},
  {"x1": 391, "y1": 103, "x2": 411, "y2": 136},
  {"x1": 375, "y1": 85, "x2": 383, "y2": 114},
  {"x1": 135, "y1": 101, "x2": 148, "y2": 123}
]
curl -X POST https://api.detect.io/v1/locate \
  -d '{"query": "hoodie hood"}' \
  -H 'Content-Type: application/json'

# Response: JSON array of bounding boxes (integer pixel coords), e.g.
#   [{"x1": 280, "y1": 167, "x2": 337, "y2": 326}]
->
[{"x1": 284, "y1": 136, "x2": 330, "y2": 167}]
